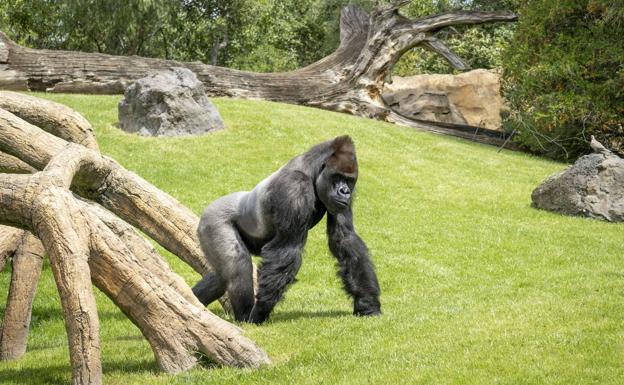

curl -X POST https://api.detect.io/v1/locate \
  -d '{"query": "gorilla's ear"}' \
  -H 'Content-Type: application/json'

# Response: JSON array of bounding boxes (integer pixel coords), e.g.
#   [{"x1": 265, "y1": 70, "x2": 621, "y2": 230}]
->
[{"x1": 328, "y1": 136, "x2": 357, "y2": 174}]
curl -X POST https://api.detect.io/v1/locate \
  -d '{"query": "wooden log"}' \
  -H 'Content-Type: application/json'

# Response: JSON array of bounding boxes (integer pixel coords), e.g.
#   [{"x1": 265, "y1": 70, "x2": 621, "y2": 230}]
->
[
  {"x1": 0, "y1": 91, "x2": 98, "y2": 151},
  {"x1": 0, "y1": 108, "x2": 211, "y2": 275},
  {"x1": 0, "y1": 225, "x2": 23, "y2": 272},
  {"x1": 0, "y1": 92, "x2": 235, "y2": 309},
  {"x1": 0, "y1": 151, "x2": 36, "y2": 173},
  {"x1": 84, "y1": 200, "x2": 268, "y2": 371},
  {"x1": 0, "y1": 231, "x2": 44, "y2": 360},
  {"x1": 0, "y1": 91, "x2": 96, "y2": 362},
  {"x1": 31, "y1": 178, "x2": 102, "y2": 385}
]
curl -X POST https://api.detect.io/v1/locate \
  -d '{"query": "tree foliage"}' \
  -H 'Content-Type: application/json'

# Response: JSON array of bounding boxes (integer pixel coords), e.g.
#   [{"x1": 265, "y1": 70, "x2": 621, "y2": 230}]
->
[
  {"x1": 0, "y1": 0, "x2": 512, "y2": 74},
  {"x1": 0, "y1": 0, "x2": 253, "y2": 64},
  {"x1": 0, "y1": 0, "x2": 357, "y2": 70},
  {"x1": 502, "y1": 0, "x2": 624, "y2": 160}
]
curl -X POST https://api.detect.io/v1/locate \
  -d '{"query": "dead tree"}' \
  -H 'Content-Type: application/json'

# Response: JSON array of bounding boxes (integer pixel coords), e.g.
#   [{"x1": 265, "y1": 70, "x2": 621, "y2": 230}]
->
[
  {"x1": 0, "y1": 92, "x2": 269, "y2": 385},
  {"x1": 0, "y1": 2, "x2": 516, "y2": 146}
]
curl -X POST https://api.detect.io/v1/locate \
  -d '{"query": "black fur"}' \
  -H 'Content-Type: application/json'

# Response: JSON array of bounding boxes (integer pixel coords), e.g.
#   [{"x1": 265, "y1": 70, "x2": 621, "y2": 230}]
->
[{"x1": 194, "y1": 136, "x2": 381, "y2": 324}]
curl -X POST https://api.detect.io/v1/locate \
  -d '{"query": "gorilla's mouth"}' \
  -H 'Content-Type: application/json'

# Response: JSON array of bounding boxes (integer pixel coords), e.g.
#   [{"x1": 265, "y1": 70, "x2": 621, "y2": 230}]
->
[{"x1": 334, "y1": 199, "x2": 349, "y2": 210}]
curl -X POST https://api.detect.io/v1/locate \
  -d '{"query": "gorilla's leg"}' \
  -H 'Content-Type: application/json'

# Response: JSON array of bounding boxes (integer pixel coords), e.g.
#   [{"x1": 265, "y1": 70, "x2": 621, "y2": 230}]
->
[
  {"x1": 225, "y1": 250, "x2": 255, "y2": 322},
  {"x1": 192, "y1": 271, "x2": 226, "y2": 306},
  {"x1": 249, "y1": 235, "x2": 306, "y2": 324},
  {"x1": 196, "y1": 193, "x2": 255, "y2": 321},
  {"x1": 327, "y1": 210, "x2": 381, "y2": 316}
]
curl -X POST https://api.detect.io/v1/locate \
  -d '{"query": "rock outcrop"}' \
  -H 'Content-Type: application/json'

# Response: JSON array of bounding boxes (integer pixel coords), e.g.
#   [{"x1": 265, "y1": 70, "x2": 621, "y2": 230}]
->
[{"x1": 383, "y1": 69, "x2": 505, "y2": 130}]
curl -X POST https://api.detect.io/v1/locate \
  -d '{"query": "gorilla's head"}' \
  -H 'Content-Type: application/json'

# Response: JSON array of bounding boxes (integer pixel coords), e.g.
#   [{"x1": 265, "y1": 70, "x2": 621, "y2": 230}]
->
[{"x1": 315, "y1": 136, "x2": 358, "y2": 214}]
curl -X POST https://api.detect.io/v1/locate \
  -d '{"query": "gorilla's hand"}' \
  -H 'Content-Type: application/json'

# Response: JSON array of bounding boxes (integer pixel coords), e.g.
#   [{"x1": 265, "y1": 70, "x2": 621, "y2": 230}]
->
[
  {"x1": 354, "y1": 296, "x2": 381, "y2": 316},
  {"x1": 249, "y1": 303, "x2": 270, "y2": 324}
]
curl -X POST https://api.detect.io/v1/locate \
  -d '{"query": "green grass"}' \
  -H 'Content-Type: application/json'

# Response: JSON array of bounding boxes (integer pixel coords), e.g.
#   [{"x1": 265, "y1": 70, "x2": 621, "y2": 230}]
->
[{"x1": 1, "y1": 93, "x2": 623, "y2": 385}]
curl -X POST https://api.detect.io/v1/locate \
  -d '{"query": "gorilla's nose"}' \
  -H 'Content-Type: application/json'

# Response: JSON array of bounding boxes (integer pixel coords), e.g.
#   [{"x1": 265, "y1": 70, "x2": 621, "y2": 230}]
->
[{"x1": 339, "y1": 186, "x2": 351, "y2": 197}]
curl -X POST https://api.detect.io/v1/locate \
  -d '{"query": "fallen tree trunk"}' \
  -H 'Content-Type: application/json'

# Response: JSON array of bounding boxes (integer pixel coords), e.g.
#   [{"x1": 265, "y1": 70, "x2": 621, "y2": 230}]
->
[
  {"x1": 0, "y1": 2, "x2": 517, "y2": 146},
  {"x1": 0, "y1": 94, "x2": 269, "y2": 385}
]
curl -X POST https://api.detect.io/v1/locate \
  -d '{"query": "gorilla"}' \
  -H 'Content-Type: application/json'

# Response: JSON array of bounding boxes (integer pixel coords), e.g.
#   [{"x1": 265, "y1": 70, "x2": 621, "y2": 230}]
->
[{"x1": 193, "y1": 136, "x2": 381, "y2": 324}]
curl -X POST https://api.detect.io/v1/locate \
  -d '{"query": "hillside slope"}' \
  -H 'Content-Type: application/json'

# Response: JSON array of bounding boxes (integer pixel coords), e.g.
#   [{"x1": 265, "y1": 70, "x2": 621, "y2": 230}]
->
[{"x1": 1, "y1": 94, "x2": 622, "y2": 385}]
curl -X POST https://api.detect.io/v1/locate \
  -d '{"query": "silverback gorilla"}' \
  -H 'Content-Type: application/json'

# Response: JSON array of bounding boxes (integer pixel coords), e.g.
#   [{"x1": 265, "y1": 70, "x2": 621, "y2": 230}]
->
[{"x1": 193, "y1": 136, "x2": 381, "y2": 324}]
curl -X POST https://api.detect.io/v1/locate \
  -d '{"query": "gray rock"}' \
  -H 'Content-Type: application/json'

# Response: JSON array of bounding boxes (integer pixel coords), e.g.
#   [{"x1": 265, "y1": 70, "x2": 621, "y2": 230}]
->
[
  {"x1": 532, "y1": 148, "x2": 624, "y2": 222},
  {"x1": 118, "y1": 67, "x2": 224, "y2": 136}
]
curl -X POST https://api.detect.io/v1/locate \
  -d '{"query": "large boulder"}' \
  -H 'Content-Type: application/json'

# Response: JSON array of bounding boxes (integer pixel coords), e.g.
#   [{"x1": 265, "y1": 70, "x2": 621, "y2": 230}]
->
[
  {"x1": 383, "y1": 69, "x2": 505, "y2": 130},
  {"x1": 531, "y1": 141, "x2": 624, "y2": 222},
  {"x1": 118, "y1": 67, "x2": 224, "y2": 136}
]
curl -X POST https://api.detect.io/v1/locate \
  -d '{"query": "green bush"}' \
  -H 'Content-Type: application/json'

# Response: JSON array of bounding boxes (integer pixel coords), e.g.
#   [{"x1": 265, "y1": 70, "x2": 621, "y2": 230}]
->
[{"x1": 502, "y1": 0, "x2": 624, "y2": 160}]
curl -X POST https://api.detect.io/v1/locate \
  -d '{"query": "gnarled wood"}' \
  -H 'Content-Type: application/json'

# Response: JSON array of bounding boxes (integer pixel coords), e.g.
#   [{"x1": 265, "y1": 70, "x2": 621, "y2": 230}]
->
[
  {"x1": 0, "y1": 91, "x2": 98, "y2": 151},
  {"x1": 0, "y1": 2, "x2": 516, "y2": 146},
  {"x1": 83, "y1": 199, "x2": 266, "y2": 372},
  {"x1": 0, "y1": 148, "x2": 39, "y2": 359},
  {"x1": 0, "y1": 226, "x2": 23, "y2": 272},
  {"x1": 0, "y1": 108, "x2": 211, "y2": 275},
  {"x1": 33, "y1": 178, "x2": 102, "y2": 385},
  {"x1": 0, "y1": 94, "x2": 269, "y2": 384},
  {"x1": 0, "y1": 231, "x2": 43, "y2": 360},
  {"x1": 0, "y1": 151, "x2": 35, "y2": 173},
  {"x1": 0, "y1": 93, "x2": 97, "y2": 361}
]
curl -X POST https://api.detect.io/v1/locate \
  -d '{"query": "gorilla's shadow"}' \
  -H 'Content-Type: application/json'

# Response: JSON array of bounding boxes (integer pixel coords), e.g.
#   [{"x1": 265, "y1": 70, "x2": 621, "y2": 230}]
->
[{"x1": 268, "y1": 309, "x2": 350, "y2": 323}]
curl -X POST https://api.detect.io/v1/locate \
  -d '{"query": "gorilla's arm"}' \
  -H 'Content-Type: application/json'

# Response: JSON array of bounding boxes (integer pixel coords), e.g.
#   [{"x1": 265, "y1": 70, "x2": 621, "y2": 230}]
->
[
  {"x1": 327, "y1": 209, "x2": 381, "y2": 316},
  {"x1": 249, "y1": 232, "x2": 307, "y2": 324}
]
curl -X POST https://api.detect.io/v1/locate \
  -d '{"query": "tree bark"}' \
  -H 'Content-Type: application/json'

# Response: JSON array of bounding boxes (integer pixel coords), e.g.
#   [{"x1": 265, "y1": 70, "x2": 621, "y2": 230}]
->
[
  {"x1": 0, "y1": 91, "x2": 98, "y2": 151},
  {"x1": 0, "y1": 3, "x2": 516, "y2": 146},
  {"x1": 0, "y1": 226, "x2": 24, "y2": 274},
  {"x1": 0, "y1": 92, "x2": 93, "y2": 362},
  {"x1": 0, "y1": 151, "x2": 35, "y2": 173},
  {"x1": 0, "y1": 231, "x2": 43, "y2": 361},
  {"x1": 0, "y1": 104, "x2": 211, "y2": 276},
  {"x1": 0, "y1": 94, "x2": 269, "y2": 384},
  {"x1": 210, "y1": 28, "x2": 228, "y2": 66}
]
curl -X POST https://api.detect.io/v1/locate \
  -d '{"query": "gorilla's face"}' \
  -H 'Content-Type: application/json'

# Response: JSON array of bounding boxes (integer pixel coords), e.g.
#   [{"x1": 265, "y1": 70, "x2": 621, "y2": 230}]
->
[{"x1": 316, "y1": 165, "x2": 356, "y2": 214}]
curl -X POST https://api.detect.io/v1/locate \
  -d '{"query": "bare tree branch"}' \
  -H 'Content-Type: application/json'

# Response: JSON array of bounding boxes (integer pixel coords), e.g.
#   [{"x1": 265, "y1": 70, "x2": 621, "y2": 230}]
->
[{"x1": 421, "y1": 36, "x2": 471, "y2": 71}]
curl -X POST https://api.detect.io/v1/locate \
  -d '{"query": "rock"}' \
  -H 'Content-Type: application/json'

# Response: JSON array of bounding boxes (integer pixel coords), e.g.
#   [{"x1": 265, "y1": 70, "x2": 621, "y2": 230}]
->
[
  {"x1": 118, "y1": 67, "x2": 224, "y2": 136},
  {"x1": 531, "y1": 141, "x2": 624, "y2": 222},
  {"x1": 383, "y1": 69, "x2": 505, "y2": 130}
]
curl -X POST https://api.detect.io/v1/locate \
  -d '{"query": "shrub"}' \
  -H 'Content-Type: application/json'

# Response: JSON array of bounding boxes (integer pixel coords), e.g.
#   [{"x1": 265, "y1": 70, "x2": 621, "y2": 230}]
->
[{"x1": 501, "y1": 0, "x2": 624, "y2": 160}]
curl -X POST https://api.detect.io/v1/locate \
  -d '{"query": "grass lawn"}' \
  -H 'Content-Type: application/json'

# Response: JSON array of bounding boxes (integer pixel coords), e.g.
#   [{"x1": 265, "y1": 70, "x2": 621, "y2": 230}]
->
[{"x1": 0, "y1": 93, "x2": 622, "y2": 385}]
